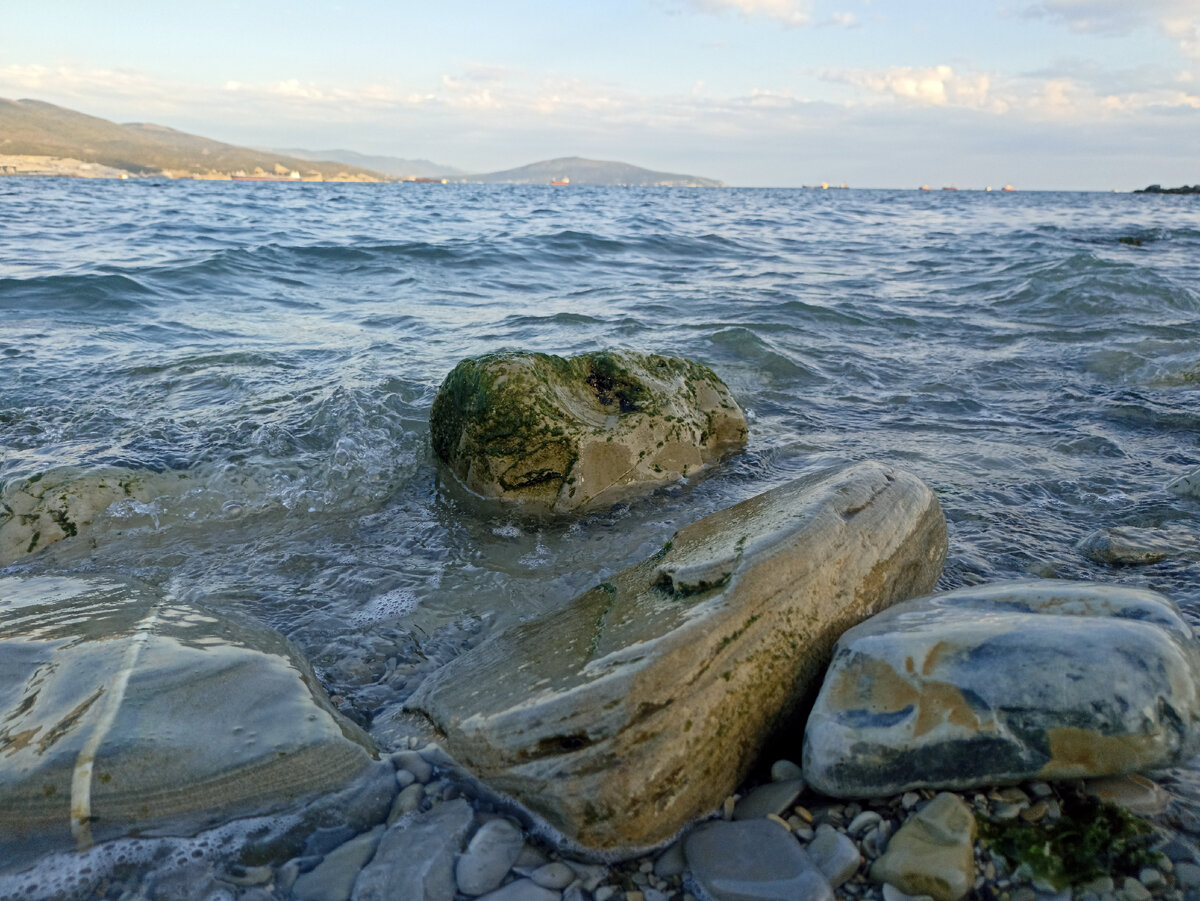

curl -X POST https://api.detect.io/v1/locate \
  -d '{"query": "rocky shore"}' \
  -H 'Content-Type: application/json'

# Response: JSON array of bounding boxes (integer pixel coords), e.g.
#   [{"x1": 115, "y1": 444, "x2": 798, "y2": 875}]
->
[{"x1": 2, "y1": 352, "x2": 1200, "y2": 901}]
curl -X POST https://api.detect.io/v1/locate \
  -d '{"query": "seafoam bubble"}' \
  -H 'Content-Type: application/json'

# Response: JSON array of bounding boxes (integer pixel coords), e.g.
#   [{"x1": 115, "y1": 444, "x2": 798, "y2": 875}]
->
[
  {"x1": 492, "y1": 523, "x2": 522, "y2": 538},
  {"x1": 0, "y1": 812, "x2": 293, "y2": 901},
  {"x1": 350, "y1": 587, "x2": 420, "y2": 626}
]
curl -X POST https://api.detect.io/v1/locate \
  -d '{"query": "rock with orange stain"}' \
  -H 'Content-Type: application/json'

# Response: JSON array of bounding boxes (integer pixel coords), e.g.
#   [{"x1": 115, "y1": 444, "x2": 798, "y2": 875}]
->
[{"x1": 802, "y1": 580, "x2": 1200, "y2": 798}]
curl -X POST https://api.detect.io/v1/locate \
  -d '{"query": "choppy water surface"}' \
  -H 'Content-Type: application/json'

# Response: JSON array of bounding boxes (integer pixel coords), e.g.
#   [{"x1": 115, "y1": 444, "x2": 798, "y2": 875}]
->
[{"x1": 2, "y1": 179, "x2": 1199, "y2": 881}]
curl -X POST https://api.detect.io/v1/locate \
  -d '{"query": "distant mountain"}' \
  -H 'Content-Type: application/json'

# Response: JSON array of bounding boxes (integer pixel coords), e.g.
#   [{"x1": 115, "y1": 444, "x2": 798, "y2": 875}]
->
[
  {"x1": 471, "y1": 156, "x2": 723, "y2": 187},
  {"x1": 275, "y1": 148, "x2": 464, "y2": 179},
  {"x1": 0, "y1": 98, "x2": 387, "y2": 181}
]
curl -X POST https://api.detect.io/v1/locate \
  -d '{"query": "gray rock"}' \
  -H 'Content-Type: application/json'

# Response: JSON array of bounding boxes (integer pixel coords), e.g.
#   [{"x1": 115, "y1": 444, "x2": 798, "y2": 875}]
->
[
  {"x1": 806, "y1": 823, "x2": 862, "y2": 887},
  {"x1": 409, "y1": 462, "x2": 946, "y2": 852},
  {"x1": 456, "y1": 818, "x2": 525, "y2": 895},
  {"x1": 1083, "y1": 774, "x2": 1170, "y2": 815},
  {"x1": 429, "y1": 349, "x2": 748, "y2": 513},
  {"x1": 0, "y1": 575, "x2": 377, "y2": 871},
  {"x1": 1176, "y1": 863, "x2": 1200, "y2": 889},
  {"x1": 1078, "y1": 526, "x2": 1198, "y2": 566},
  {"x1": 803, "y1": 580, "x2": 1200, "y2": 797},
  {"x1": 351, "y1": 798, "x2": 473, "y2": 901},
  {"x1": 1167, "y1": 468, "x2": 1200, "y2": 500},
  {"x1": 684, "y1": 818, "x2": 834, "y2": 901},
  {"x1": 392, "y1": 750, "x2": 434, "y2": 784},
  {"x1": 654, "y1": 842, "x2": 687, "y2": 878},
  {"x1": 770, "y1": 760, "x2": 802, "y2": 782},
  {"x1": 293, "y1": 826, "x2": 384, "y2": 901},
  {"x1": 882, "y1": 885, "x2": 934, "y2": 901},
  {"x1": 476, "y1": 880, "x2": 560, "y2": 901},
  {"x1": 387, "y1": 782, "x2": 425, "y2": 823},
  {"x1": 530, "y1": 863, "x2": 576, "y2": 890},
  {"x1": 0, "y1": 466, "x2": 191, "y2": 565},
  {"x1": 732, "y1": 779, "x2": 806, "y2": 821}
]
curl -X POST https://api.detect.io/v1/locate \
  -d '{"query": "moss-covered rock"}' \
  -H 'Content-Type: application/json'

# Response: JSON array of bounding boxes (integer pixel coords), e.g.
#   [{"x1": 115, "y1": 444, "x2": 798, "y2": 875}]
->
[{"x1": 429, "y1": 349, "x2": 747, "y2": 512}]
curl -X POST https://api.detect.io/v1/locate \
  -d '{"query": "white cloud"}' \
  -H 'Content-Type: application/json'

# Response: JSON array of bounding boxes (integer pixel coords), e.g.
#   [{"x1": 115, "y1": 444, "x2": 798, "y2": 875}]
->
[
  {"x1": 1025, "y1": 0, "x2": 1200, "y2": 61},
  {"x1": 825, "y1": 65, "x2": 1006, "y2": 112},
  {"x1": 675, "y1": 0, "x2": 813, "y2": 26}
]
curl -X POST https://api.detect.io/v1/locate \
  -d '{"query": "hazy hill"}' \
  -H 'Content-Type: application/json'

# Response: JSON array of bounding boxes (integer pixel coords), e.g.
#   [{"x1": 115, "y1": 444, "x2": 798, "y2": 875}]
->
[
  {"x1": 0, "y1": 98, "x2": 386, "y2": 180},
  {"x1": 471, "y1": 156, "x2": 723, "y2": 187},
  {"x1": 276, "y1": 148, "x2": 464, "y2": 179}
]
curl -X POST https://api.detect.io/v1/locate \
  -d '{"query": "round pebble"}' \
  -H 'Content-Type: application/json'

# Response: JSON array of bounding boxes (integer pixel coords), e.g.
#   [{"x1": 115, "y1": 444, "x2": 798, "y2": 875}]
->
[
  {"x1": 530, "y1": 862, "x2": 575, "y2": 890},
  {"x1": 771, "y1": 759, "x2": 803, "y2": 782}
]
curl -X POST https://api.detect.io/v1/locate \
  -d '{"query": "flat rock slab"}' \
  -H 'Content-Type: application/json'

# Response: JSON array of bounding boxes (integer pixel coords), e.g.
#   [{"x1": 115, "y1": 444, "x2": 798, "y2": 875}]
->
[
  {"x1": 409, "y1": 461, "x2": 946, "y2": 853},
  {"x1": 0, "y1": 466, "x2": 190, "y2": 566},
  {"x1": 0, "y1": 575, "x2": 377, "y2": 870},
  {"x1": 429, "y1": 349, "x2": 747, "y2": 512},
  {"x1": 683, "y1": 818, "x2": 833, "y2": 901},
  {"x1": 803, "y1": 580, "x2": 1200, "y2": 798}
]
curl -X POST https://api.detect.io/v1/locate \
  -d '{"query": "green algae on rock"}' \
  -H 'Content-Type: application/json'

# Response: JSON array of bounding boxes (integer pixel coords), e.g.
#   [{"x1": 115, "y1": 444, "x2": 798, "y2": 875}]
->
[
  {"x1": 0, "y1": 466, "x2": 192, "y2": 566},
  {"x1": 429, "y1": 349, "x2": 747, "y2": 512},
  {"x1": 407, "y1": 461, "x2": 947, "y2": 854},
  {"x1": 0, "y1": 575, "x2": 378, "y2": 872}
]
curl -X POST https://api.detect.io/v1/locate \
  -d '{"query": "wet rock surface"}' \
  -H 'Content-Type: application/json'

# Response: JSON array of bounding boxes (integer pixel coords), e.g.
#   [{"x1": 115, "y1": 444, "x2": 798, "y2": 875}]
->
[
  {"x1": 1078, "y1": 525, "x2": 1199, "y2": 566},
  {"x1": 802, "y1": 580, "x2": 1200, "y2": 798},
  {"x1": 0, "y1": 466, "x2": 191, "y2": 566},
  {"x1": 0, "y1": 574, "x2": 378, "y2": 870},
  {"x1": 408, "y1": 461, "x2": 947, "y2": 852},
  {"x1": 429, "y1": 349, "x2": 747, "y2": 512}
]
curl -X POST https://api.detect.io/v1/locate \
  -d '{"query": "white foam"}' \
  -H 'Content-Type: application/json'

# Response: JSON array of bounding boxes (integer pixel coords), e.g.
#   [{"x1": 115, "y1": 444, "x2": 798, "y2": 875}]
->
[
  {"x1": 0, "y1": 812, "x2": 293, "y2": 901},
  {"x1": 492, "y1": 523, "x2": 522, "y2": 538},
  {"x1": 350, "y1": 587, "x2": 420, "y2": 626}
]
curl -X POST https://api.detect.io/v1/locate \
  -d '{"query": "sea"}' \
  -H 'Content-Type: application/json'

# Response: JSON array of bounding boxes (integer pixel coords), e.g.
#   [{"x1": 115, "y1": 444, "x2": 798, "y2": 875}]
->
[{"x1": 2, "y1": 178, "x2": 1199, "y2": 892}]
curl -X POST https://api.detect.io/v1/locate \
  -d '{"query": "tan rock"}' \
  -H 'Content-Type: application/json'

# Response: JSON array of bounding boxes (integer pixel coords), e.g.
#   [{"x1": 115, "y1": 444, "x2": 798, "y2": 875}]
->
[
  {"x1": 408, "y1": 461, "x2": 946, "y2": 854},
  {"x1": 0, "y1": 466, "x2": 190, "y2": 565},
  {"x1": 870, "y1": 793, "x2": 976, "y2": 901},
  {"x1": 803, "y1": 581, "x2": 1200, "y2": 798},
  {"x1": 429, "y1": 349, "x2": 747, "y2": 512}
]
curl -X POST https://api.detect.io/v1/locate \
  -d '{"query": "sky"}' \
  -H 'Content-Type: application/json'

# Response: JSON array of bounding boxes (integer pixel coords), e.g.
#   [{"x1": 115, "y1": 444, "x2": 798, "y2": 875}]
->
[{"x1": 1, "y1": 0, "x2": 1198, "y2": 189}]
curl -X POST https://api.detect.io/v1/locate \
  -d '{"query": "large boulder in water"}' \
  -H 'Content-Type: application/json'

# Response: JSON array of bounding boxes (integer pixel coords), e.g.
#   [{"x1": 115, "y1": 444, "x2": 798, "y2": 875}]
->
[
  {"x1": 0, "y1": 466, "x2": 190, "y2": 566},
  {"x1": 429, "y1": 349, "x2": 747, "y2": 512},
  {"x1": 0, "y1": 575, "x2": 378, "y2": 870},
  {"x1": 802, "y1": 580, "x2": 1200, "y2": 798},
  {"x1": 408, "y1": 461, "x2": 947, "y2": 854}
]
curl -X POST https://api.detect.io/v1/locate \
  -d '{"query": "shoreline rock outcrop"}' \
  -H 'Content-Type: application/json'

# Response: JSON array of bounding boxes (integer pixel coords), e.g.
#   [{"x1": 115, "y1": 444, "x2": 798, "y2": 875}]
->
[
  {"x1": 408, "y1": 461, "x2": 947, "y2": 854},
  {"x1": 0, "y1": 574, "x2": 379, "y2": 870},
  {"x1": 429, "y1": 349, "x2": 747, "y2": 512},
  {"x1": 802, "y1": 580, "x2": 1200, "y2": 799}
]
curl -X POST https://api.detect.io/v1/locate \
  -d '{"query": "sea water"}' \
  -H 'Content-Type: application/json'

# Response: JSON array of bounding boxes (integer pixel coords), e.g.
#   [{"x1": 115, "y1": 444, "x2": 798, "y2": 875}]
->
[{"x1": 2, "y1": 178, "x2": 1199, "y2": 888}]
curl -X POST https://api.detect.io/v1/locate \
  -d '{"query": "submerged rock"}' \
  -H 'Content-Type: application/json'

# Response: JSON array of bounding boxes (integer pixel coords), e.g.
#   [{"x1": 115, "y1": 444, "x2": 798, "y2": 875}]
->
[
  {"x1": 0, "y1": 575, "x2": 378, "y2": 871},
  {"x1": 803, "y1": 580, "x2": 1200, "y2": 798},
  {"x1": 408, "y1": 461, "x2": 946, "y2": 853},
  {"x1": 429, "y1": 349, "x2": 747, "y2": 512},
  {"x1": 0, "y1": 466, "x2": 190, "y2": 566},
  {"x1": 1167, "y1": 468, "x2": 1200, "y2": 500},
  {"x1": 1078, "y1": 525, "x2": 1198, "y2": 566}
]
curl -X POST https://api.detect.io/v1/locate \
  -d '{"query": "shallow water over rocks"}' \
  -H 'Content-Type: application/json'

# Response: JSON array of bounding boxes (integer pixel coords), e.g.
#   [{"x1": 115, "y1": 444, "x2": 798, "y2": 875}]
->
[{"x1": 2, "y1": 180, "x2": 1199, "y2": 896}]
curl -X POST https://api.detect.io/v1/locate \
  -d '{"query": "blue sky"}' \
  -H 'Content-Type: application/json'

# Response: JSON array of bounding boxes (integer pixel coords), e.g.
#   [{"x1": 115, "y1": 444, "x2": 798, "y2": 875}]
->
[{"x1": 2, "y1": 0, "x2": 1197, "y2": 188}]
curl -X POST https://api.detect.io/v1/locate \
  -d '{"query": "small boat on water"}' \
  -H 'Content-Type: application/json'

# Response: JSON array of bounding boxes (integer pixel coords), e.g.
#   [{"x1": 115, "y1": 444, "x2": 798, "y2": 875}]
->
[{"x1": 551, "y1": 177, "x2": 570, "y2": 186}]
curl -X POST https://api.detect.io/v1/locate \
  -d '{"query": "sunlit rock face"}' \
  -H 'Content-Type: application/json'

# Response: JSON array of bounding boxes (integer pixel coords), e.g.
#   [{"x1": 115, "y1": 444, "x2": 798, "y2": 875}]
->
[
  {"x1": 429, "y1": 349, "x2": 748, "y2": 512},
  {"x1": 0, "y1": 575, "x2": 377, "y2": 871},
  {"x1": 802, "y1": 580, "x2": 1200, "y2": 799},
  {"x1": 408, "y1": 461, "x2": 947, "y2": 854}
]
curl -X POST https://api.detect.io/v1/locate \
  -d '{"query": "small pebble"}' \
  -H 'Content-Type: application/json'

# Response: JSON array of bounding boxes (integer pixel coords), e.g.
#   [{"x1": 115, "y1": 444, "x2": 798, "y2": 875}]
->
[
  {"x1": 1138, "y1": 867, "x2": 1164, "y2": 889},
  {"x1": 1120, "y1": 877, "x2": 1152, "y2": 901},
  {"x1": 391, "y1": 749, "x2": 434, "y2": 783},
  {"x1": 1176, "y1": 863, "x2": 1200, "y2": 889},
  {"x1": 722, "y1": 795, "x2": 737, "y2": 820},
  {"x1": 387, "y1": 782, "x2": 424, "y2": 822},
  {"x1": 882, "y1": 883, "x2": 934, "y2": 901},
  {"x1": 1020, "y1": 801, "x2": 1049, "y2": 823},
  {"x1": 531, "y1": 863, "x2": 576, "y2": 890},
  {"x1": 901, "y1": 792, "x2": 921, "y2": 809},
  {"x1": 595, "y1": 888, "x2": 617, "y2": 901},
  {"x1": 793, "y1": 805, "x2": 814, "y2": 823},
  {"x1": 771, "y1": 759, "x2": 803, "y2": 782},
  {"x1": 1028, "y1": 782, "x2": 1053, "y2": 798},
  {"x1": 848, "y1": 811, "x2": 882, "y2": 836},
  {"x1": 653, "y1": 843, "x2": 686, "y2": 879},
  {"x1": 394, "y1": 768, "x2": 416, "y2": 789}
]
